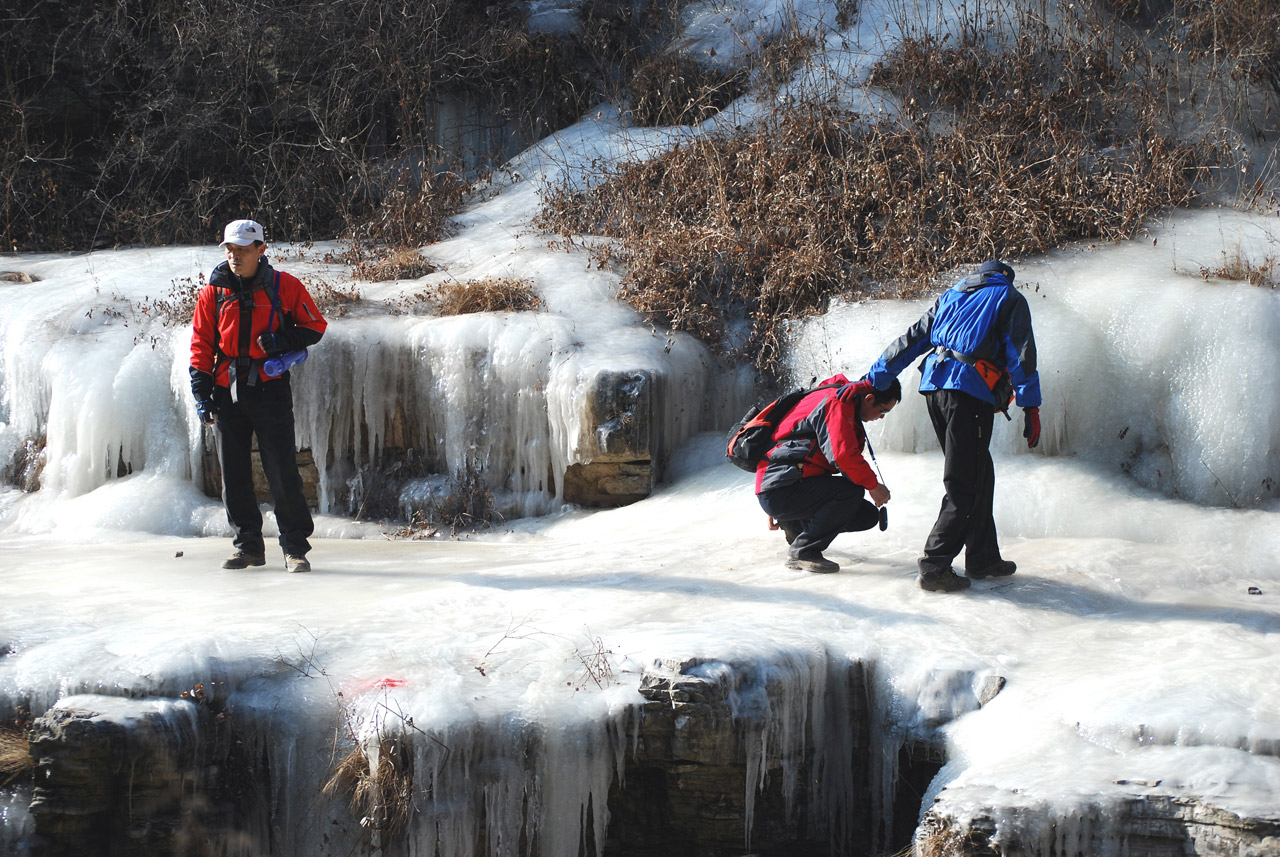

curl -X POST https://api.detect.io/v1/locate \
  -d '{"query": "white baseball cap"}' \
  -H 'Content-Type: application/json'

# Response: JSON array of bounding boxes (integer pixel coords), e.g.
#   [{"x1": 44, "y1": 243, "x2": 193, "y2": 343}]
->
[{"x1": 220, "y1": 219, "x2": 265, "y2": 246}]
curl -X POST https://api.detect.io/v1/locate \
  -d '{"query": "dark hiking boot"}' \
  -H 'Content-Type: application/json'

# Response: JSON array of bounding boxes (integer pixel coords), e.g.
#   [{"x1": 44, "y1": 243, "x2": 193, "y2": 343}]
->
[
  {"x1": 222, "y1": 550, "x2": 266, "y2": 569},
  {"x1": 786, "y1": 552, "x2": 840, "y2": 573},
  {"x1": 968, "y1": 559, "x2": 1017, "y2": 580},
  {"x1": 284, "y1": 554, "x2": 311, "y2": 573},
  {"x1": 917, "y1": 568, "x2": 971, "y2": 592}
]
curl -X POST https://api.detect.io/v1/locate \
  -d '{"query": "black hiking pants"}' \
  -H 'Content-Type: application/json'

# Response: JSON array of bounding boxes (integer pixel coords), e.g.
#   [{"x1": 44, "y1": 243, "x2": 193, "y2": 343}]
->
[
  {"x1": 758, "y1": 474, "x2": 880, "y2": 559},
  {"x1": 919, "y1": 389, "x2": 1001, "y2": 575},
  {"x1": 213, "y1": 376, "x2": 313, "y2": 558}
]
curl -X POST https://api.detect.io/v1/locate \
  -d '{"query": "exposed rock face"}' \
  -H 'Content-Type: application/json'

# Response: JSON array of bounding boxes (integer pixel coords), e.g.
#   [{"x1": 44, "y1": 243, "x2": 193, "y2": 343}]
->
[
  {"x1": 559, "y1": 369, "x2": 655, "y2": 507},
  {"x1": 606, "y1": 656, "x2": 882, "y2": 855},
  {"x1": 27, "y1": 695, "x2": 230, "y2": 857},
  {"x1": 23, "y1": 660, "x2": 1274, "y2": 857},
  {"x1": 918, "y1": 787, "x2": 1280, "y2": 857}
]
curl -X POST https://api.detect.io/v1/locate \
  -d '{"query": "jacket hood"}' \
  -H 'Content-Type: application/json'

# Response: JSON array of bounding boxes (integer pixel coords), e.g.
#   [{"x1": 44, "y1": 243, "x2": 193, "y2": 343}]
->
[{"x1": 957, "y1": 270, "x2": 1013, "y2": 293}]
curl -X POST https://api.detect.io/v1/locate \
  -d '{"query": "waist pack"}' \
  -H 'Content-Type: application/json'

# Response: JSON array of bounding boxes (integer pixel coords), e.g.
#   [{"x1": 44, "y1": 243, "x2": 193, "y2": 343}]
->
[
  {"x1": 930, "y1": 346, "x2": 1014, "y2": 414},
  {"x1": 725, "y1": 383, "x2": 841, "y2": 472}
]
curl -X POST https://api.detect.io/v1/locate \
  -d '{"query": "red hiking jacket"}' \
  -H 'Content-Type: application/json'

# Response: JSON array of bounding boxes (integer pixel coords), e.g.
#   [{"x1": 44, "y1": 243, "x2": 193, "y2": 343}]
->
[{"x1": 754, "y1": 374, "x2": 880, "y2": 495}]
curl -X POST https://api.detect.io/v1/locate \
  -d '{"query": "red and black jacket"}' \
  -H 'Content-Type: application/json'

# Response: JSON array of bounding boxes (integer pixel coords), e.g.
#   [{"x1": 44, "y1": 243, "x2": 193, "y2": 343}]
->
[
  {"x1": 189, "y1": 258, "x2": 327, "y2": 399},
  {"x1": 754, "y1": 374, "x2": 880, "y2": 495}
]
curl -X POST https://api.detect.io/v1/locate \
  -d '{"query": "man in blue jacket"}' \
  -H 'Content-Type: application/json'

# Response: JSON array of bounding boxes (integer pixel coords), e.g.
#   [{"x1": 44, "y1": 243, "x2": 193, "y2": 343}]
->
[{"x1": 866, "y1": 260, "x2": 1042, "y2": 592}]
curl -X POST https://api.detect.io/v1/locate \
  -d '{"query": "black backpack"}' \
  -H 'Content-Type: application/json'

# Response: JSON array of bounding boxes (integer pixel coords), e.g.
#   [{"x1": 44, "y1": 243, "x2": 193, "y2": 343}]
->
[{"x1": 725, "y1": 383, "x2": 841, "y2": 472}]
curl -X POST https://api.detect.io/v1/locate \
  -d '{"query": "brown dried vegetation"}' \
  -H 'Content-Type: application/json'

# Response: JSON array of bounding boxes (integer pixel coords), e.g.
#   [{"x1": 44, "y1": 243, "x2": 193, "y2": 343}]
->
[
  {"x1": 1200, "y1": 250, "x2": 1278, "y2": 286},
  {"x1": 1170, "y1": 0, "x2": 1280, "y2": 96},
  {"x1": 0, "y1": 726, "x2": 33, "y2": 787},
  {"x1": 435, "y1": 278, "x2": 543, "y2": 316},
  {"x1": 0, "y1": 0, "x2": 672, "y2": 252},
  {"x1": 538, "y1": 8, "x2": 1240, "y2": 373},
  {"x1": 627, "y1": 53, "x2": 750, "y2": 126},
  {"x1": 324, "y1": 739, "x2": 414, "y2": 837}
]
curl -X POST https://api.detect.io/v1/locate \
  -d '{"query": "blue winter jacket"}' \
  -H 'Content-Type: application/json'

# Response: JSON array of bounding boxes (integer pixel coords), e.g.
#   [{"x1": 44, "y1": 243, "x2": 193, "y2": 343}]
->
[{"x1": 866, "y1": 269, "x2": 1041, "y2": 408}]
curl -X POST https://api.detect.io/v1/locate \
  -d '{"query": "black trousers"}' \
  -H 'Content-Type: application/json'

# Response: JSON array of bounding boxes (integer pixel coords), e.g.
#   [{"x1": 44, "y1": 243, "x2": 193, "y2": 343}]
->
[
  {"x1": 213, "y1": 377, "x2": 313, "y2": 557},
  {"x1": 758, "y1": 475, "x2": 880, "y2": 558},
  {"x1": 919, "y1": 390, "x2": 1001, "y2": 574}
]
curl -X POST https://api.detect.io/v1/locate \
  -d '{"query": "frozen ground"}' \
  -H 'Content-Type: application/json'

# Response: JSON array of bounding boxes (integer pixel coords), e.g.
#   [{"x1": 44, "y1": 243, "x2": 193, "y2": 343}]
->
[{"x1": 2, "y1": 0, "x2": 1279, "y2": 852}]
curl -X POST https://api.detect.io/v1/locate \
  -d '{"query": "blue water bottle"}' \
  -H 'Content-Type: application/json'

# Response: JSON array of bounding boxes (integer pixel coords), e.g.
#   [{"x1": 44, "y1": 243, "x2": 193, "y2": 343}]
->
[{"x1": 263, "y1": 349, "x2": 308, "y2": 378}]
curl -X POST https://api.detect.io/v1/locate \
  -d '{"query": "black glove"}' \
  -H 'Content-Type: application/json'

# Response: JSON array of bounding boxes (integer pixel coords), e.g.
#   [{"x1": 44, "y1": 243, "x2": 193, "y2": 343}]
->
[
  {"x1": 190, "y1": 368, "x2": 216, "y2": 398},
  {"x1": 258, "y1": 332, "x2": 285, "y2": 354},
  {"x1": 196, "y1": 398, "x2": 217, "y2": 425}
]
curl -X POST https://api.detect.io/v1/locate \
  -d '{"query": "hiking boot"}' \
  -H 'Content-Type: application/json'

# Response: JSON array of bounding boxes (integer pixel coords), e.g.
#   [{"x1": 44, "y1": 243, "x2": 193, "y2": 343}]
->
[
  {"x1": 968, "y1": 559, "x2": 1017, "y2": 580},
  {"x1": 284, "y1": 554, "x2": 311, "y2": 573},
  {"x1": 917, "y1": 568, "x2": 972, "y2": 592},
  {"x1": 222, "y1": 550, "x2": 266, "y2": 570},
  {"x1": 785, "y1": 552, "x2": 840, "y2": 573}
]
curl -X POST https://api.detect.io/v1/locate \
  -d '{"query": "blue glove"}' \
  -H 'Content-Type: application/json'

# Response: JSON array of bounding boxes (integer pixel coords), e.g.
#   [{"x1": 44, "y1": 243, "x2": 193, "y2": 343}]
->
[
  {"x1": 1023, "y1": 407, "x2": 1040, "y2": 449},
  {"x1": 196, "y1": 399, "x2": 217, "y2": 425}
]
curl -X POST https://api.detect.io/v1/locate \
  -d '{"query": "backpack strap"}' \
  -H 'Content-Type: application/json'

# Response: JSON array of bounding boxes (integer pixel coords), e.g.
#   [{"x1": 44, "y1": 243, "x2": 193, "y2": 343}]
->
[{"x1": 209, "y1": 271, "x2": 280, "y2": 401}]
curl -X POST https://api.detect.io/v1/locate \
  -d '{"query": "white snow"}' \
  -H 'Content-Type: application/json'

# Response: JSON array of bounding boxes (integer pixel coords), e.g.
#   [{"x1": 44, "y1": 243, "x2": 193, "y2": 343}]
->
[{"x1": 2, "y1": 0, "x2": 1279, "y2": 854}]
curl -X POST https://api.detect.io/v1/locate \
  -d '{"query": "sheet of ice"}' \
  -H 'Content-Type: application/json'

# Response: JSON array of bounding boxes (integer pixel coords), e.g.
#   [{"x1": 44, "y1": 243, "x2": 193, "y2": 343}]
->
[
  {"x1": 3, "y1": 1, "x2": 1280, "y2": 853},
  {"x1": 2, "y1": 430, "x2": 1279, "y2": 853}
]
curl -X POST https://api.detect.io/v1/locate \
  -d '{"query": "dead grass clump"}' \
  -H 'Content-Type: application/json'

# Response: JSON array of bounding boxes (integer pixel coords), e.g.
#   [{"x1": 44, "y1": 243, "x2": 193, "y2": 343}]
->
[
  {"x1": 627, "y1": 53, "x2": 748, "y2": 126},
  {"x1": 436, "y1": 277, "x2": 541, "y2": 316},
  {"x1": 538, "y1": 10, "x2": 1227, "y2": 374},
  {"x1": 1201, "y1": 250, "x2": 1278, "y2": 286},
  {"x1": 0, "y1": 726, "x2": 33, "y2": 787},
  {"x1": 752, "y1": 31, "x2": 820, "y2": 101},
  {"x1": 913, "y1": 812, "x2": 999, "y2": 857},
  {"x1": 324, "y1": 739, "x2": 413, "y2": 837},
  {"x1": 302, "y1": 275, "x2": 363, "y2": 319},
  {"x1": 343, "y1": 167, "x2": 471, "y2": 255},
  {"x1": 351, "y1": 249, "x2": 437, "y2": 283}
]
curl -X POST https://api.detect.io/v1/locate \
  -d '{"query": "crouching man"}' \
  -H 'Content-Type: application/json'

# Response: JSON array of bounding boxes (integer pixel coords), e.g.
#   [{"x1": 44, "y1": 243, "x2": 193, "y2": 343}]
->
[{"x1": 756, "y1": 374, "x2": 901, "y2": 573}]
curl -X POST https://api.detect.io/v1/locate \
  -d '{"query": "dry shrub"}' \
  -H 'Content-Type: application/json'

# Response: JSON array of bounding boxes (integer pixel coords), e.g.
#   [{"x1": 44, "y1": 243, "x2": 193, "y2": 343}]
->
[
  {"x1": 627, "y1": 53, "x2": 749, "y2": 126},
  {"x1": 1201, "y1": 250, "x2": 1278, "y2": 286},
  {"x1": 424, "y1": 465, "x2": 499, "y2": 532},
  {"x1": 0, "y1": 0, "x2": 589, "y2": 251},
  {"x1": 0, "y1": 726, "x2": 33, "y2": 787},
  {"x1": 304, "y1": 275, "x2": 363, "y2": 319},
  {"x1": 324, "y1": 739, "x2": 413, "y2": 837},
  {"x1": 436, "y1": 277, "x2": 541, "y2": 316},
  {"x1": 143, "y1": 275, "x2": 203, "y2": 327},
  {"x1": 350, "y1": 249, "x2": 437, "y2": 283},
  {"x1": 1174, "y1": 0, "x2": 1280, "y2": 96},
  {"x1": 343, "y1": 167, "x2": 471, "y2": 254},
  {"x1": 538, "y1": 9, "x2": 1228, "y2": 373}
]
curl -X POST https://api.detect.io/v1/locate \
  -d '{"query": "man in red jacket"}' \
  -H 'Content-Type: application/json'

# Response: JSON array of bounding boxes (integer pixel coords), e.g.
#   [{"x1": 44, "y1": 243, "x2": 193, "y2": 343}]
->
[
  {"x1": 756, "y1": 374, "x2": 901, "y2": 572},
  {"x1": 190, "y1": 219, "x2": 328, "y2": 572}
]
